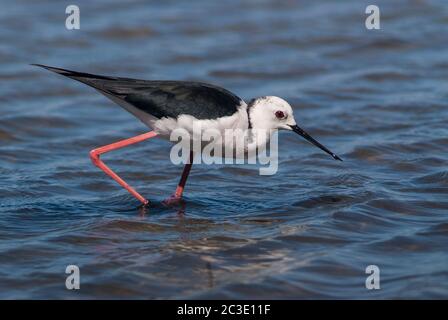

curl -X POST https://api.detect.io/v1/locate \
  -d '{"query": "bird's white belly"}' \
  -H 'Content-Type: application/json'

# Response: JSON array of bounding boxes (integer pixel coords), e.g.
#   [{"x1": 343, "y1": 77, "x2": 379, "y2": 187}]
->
[
  {"x1": 105, "y1": 94, "x2": 260, "y2": 158},
  {"x1": 150, "y1": 107, "x2": 270, "y2": 159}
]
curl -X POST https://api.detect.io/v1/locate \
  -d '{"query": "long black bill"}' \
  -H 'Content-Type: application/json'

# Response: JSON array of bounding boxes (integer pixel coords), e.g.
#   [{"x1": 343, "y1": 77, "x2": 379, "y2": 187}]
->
[{"x1": 289, "y1": 125, "x2": 342, "y2": 161}]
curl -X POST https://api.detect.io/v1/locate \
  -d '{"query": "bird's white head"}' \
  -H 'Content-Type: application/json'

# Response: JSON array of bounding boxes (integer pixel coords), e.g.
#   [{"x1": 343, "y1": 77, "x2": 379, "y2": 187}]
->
[
  {"x1": 247, "y1": 96, "x2": 342, "y2": 161},
  {"x1": 248, "y1": 96, "x2": 297, "y2": 131}
]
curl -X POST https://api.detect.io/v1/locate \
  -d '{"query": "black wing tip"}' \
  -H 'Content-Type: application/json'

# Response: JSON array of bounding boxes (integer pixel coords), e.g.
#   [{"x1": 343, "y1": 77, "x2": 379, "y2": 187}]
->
[
  {"x1": 31, "y1": 64, "x2": 113, "y2": 81},
  {"x1": 31, "y1": 63, "x2": 57, "y2": 70},
  {"x1": 31, "y1": 63, "x2": 73, "y2": 75}
]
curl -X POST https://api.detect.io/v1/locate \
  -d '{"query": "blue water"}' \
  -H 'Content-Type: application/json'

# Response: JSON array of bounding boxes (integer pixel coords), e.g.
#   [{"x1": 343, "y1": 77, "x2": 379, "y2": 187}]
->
[{"x1": 0, "y1": 0, "x2": 448, "y2": 299}]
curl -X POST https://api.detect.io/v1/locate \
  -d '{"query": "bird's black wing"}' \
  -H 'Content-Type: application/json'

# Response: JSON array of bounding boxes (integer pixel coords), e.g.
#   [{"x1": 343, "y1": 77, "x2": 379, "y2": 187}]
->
[{"x1": 33, "y1": 64, "x2": 244, "y2": 120}]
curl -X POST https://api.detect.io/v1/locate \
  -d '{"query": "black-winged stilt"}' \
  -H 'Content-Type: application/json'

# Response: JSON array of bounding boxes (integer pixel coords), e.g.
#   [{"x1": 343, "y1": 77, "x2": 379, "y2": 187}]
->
[{"x1": 33, "y1": 64, "x2": 341, "y2": 206}]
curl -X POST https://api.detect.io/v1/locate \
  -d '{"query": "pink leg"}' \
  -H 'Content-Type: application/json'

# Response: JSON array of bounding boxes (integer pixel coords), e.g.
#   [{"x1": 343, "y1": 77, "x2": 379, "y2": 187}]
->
[
  {"x1": 174, "y1": 152, "x2": 194, "y2": 198},
  {"x1": 89, "y1": 131, "x2": 158, "y2": 206},
  {"x1": 164, "y1": 152, "x2": 194, "y2": 204}
]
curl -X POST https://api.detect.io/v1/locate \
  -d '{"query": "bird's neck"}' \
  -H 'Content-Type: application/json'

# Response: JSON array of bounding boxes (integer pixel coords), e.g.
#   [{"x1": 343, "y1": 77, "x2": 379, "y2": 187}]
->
[
  {"x1": 245, "y1": 127, "x2": 275, "y2": 155},
  {"x1": 246, "y1": 104, "x2": 273, "y2": 131}
]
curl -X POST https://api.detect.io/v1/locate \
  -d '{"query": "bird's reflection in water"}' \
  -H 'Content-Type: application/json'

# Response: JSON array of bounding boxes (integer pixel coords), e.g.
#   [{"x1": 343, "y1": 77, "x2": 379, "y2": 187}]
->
[
  {"x1": 136, "y1": 200, "x2": 215, "y2": 290},
  {"x1": 206, "y1": 261, "x2": 214, "y2": 288},
  {"x1": 138, "y1": 204, "x2": 149, "y2": 217},
  {"x1": 137, "y1": 199, "x2": 186, "y2": 218}
]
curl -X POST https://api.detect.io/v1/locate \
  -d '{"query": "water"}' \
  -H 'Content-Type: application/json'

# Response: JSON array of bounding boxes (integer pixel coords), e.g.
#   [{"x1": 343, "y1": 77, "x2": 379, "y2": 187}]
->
[{"x1": 1, "y1": 0, "x2": 448, "y2": 299}]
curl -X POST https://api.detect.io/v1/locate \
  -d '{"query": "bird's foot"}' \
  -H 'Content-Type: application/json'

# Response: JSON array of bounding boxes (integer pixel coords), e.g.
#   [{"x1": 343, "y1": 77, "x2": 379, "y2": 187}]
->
[
  {"x1": 162, "y1": 195, "x2": 185, "y2": 207},
  {"x1": 137, "y1": 199, "x2": 151, "y2": 209}
]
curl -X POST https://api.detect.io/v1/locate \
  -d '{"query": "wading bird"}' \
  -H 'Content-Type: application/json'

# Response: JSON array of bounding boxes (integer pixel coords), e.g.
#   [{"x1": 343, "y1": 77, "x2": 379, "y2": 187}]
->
[{"x1": 33, "y1": 64, "x2": 341, "y2": 206}]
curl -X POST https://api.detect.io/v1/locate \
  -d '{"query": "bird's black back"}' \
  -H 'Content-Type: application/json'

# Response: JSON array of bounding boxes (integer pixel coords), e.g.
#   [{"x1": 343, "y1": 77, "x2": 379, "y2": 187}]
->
[{"x1": 33, "y1": 64, "x2": 244, "y2": 120}]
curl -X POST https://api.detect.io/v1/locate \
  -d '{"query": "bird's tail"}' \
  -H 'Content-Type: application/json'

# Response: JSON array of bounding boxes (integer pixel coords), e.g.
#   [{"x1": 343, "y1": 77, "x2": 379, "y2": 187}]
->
[{"x1": 31, "y1": 64, "x2": 157, "y2": 127}]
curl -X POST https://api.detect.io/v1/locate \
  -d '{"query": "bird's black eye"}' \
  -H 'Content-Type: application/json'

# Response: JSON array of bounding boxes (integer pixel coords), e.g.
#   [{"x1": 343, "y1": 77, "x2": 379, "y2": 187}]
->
[{"x1": 275, "y1": 110, "x2": 286, "y2": 119}]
